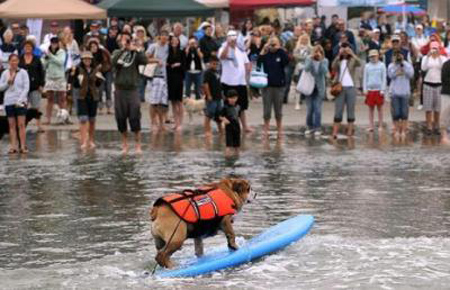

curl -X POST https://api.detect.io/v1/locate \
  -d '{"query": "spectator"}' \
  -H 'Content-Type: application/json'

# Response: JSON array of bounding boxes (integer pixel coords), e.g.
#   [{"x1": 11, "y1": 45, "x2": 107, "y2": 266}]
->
[
  {"x1": 83, "y1": 21, "x2": 105, "y2": 46},
  {"x1": 19, "y1": 41, "x2": 45, "y2": 133},
  {"x1": 421, "y1": 42, "x2": 447, "y2": 135},
  {"x1": 173, "y1": 23, "x2": 188, "y2": 50},
  {"x1": 368, "y1": 28, "x2": 382, "y2": 52},
  {"x1": 258, "y1": 37, "x2": 289, "y2": 138},
  {"x1": 377, "y1": 14, "x2": 392, "y2": 42},
  {"x1": 311, "y1": 15, "x2": 325, "y2": 44},
  {"x1": 105, "y1": 26, "x2": 120, "y2": 54},
  {"x1": 10, "y1": 23, "x2": 25, "y2": 50},
  {"x1": 241, "y1": 19, "x2": 254, "y2": 45},
  {"x1": 167, "y1": 36, "x2": 186, "y2": 131},
  {"x1": 219, "y1": 30, "x2": 252, "y2": 133},
  {"x1": 283, "y1": 25, "x2": 303, "y2": 104},
  {"x1": 325, "y1": 14, "x2": 339, "y2": 41},
  {"x1": 146, "y1": 30, "x2": 169, "y2": 131},
  {"x1": 411, "y1": 24, "x2": 429, "y2": 55},
  {"x1": 363, "y1": 50, "x2": 387, "y2": 132},
  {"x1": 332, "y1": 19, "x2": 356, "y2": 50},
  {"x1": 112, "y1": 33, "x2": 148, "y2": 154},
  {"x1": 200, "y1": 23, "x2": 219, "y2": 64},
  {"x1": 220, "y1": 90, "x2": 241, "y2": 157},
  {"x1": 42, "y1": 37, "x2": 67, "y2": 125},
  {"x1": 25, "y1": 35, "x2": 43, "y2": 59},
  {"x1": 88, "y1": 38, "x2": 112, "y2": 114},
  {"x1": 203, "y1": 55, "x2": 223, "y2": 137},
  {"x1": 214, "y1": 23, "x2": 227, "y2": 47},
  {"x1": 42, "y1": 21, "x2": 60, "y2": 49},
  {"x1": 293, "y1": 33, "x2": 312, "y2": 110},
  {"x1": 184, "y1": 37, "x2": 203, "y2": 100},
  {"x1": 360, "y1": 11, "x2": 372, "y2": 30},
  {"x1": 384, "y1": 34, "x2": 411, "y2": 69},
  {"x1": 333, "y1": 33, "x2": 355, "y2": 60},
  {"x1": 303, "y1": 45, "x2": 329, "y2": 136},
  {"x1": 1, "y1": 29, "x2": 18, "y2": 70},
  {"x1": 0, "y1": 54, "x2": 30, "y2": 154},
  {"x1": 420, "y1": 33, "x2": 447, "y2": 56},
  {"x1": 71, "y1": 51, "x2": 103, "y2": 149},
  {"x1": 134, "y1": 26, "x2": 151, "y2": 51},
  {"x1": 440, "y1": 57, "x2": 450, "y2": 140},
  {"x1": 388, "y1": 52, "x2": 414, "y2": 138},
  {"x1": 331, "y1": 42, "x2": 361, "y2": 138}
]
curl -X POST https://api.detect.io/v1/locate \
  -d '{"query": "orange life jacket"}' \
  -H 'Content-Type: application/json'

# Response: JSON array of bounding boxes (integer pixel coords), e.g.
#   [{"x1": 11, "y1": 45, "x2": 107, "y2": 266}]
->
[{"x1": 157, "y1": 188, "x2": 236, "y2": 223}]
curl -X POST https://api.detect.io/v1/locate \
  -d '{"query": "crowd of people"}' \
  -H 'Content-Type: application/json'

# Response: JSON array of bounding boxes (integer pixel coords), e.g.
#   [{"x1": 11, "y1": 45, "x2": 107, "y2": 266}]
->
[{"x1": 1, "y1": 11, "x2": 450, "y2": 155}]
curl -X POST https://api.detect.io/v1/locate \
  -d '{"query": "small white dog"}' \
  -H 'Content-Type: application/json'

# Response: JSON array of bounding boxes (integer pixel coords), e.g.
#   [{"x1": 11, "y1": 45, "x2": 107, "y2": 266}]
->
[
  {"x1": 183, "y1": 97, "x2": 205, "y2": 122},
  {"x1": 54, "y1": 105, "x2": 71, "y2": 125}
]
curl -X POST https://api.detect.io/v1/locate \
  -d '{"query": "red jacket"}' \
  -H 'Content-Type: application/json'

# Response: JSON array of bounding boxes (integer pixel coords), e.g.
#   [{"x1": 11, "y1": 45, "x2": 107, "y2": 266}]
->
[{"x1": 158, "y1": 188, "x2": 236, "y2": 223}]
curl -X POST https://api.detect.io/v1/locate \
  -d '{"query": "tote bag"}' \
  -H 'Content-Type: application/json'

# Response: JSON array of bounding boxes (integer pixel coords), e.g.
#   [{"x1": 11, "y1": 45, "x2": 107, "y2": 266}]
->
[
  {"x1": 296, "y1": 70, "x2": 315, "y2": 96},
  {"x1": 249, "y1": 65, "x2": 268, "y2": 89}
]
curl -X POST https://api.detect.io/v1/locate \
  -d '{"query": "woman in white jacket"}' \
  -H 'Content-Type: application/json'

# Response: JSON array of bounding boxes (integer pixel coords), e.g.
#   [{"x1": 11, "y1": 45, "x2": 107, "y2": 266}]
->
[{"x1": 0, "y1": 54, "x2": 30, "y2": 154}]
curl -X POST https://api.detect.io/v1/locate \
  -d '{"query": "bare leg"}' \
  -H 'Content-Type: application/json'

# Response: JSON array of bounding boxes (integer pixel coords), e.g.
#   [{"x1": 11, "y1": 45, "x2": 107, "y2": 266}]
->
[
  {"x1": 276, "y1": 118, "x2": 283, "y2": 139},
  {"x1": 377, "y1": 104, "x2": 384, "y2": 131},
  {"x1": 368, "y1": 106, "x2": 374, "y2": 131},
  {"x1": 150, "y1": 105, "x2": 157, "y2": 131},
  {"x1": 88, "y1": 119, "x2": 96, "y2": 148},
  {"x1": 332, "y1": 123, "x2": 340, "y2": 138},
  {"x1": 58, "y1": 91, "x2": 67, "y2": 110},
  {"x1": 204, "y1": 117, "x2": 212, "y2": 137},
  {"x1": 121, "y1": 132, "x2": 128, "y2": 154},
  {"x1": 347, "y1": 123, "x2": 354, "y2": 137},
  {"x1": 45, "y1": 91, "x2": 54, "y2": 124},
  {"x1": 434, "y1": 111, "x2": 440, "y2": 131},
  {"x1": 79, "y1": 122, "x2": 89, "y2": 149},
  {"x1": 263, "y1": 119, "x2": 270, "y2": 137},
  {"x1": 240, "y1": 111, "x2": 253, "y2": 133},
  {"x1": 135, "y1": 131, "x2": 142, "y2": 154},
  {"x1": 426, "y1": 111, "x2": 433, "y2": 130},
  {"x1": 8, "y1": 117, "x2": 18, "y2": 152},
  {"x1": 17, "y1": 116, "x2": 27, "y2": 152}
]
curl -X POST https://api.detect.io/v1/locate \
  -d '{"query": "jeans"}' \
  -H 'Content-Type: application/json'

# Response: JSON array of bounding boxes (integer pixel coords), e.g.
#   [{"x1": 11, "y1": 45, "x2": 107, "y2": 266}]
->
[
  {"x1": 185, "y1": 72, "x2": 202, "y2": 99},
  {"x1": 305, "y1": 87, "x2": 323, "y2": 130},
  {"x1": 391, "y1": 96, "x2": 409, "y2": 121},
  {"x1": 334, "y1": 86, "x2": 357, "y2": 123},
  {"x1": 283, "y1": 64, "x2": 295, "y2": 103},
  {"x1": 138, "y1": 75, "x2": 147, "y2": 102},
  {"x1": 99, "y1": 71, "x2": 113, "y2": 109}
]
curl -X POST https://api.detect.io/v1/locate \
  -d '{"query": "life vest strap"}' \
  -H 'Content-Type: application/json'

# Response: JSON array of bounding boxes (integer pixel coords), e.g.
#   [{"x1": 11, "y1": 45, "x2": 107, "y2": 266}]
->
[{"x1": 166, "y1": 188, "x2": 216, "y2": 204}]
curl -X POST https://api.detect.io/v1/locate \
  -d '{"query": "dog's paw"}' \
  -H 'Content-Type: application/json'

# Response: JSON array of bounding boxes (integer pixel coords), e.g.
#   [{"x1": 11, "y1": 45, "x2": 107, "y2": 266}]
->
[{"x1": 228, "y1": 244, "x2": 239, "y2": 251}]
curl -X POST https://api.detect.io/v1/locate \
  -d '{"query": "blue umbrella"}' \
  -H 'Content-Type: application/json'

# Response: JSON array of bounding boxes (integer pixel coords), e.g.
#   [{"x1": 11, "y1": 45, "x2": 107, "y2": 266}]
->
[{"x1": 379, "y1": 4, "x2": 426, "y2": 15}]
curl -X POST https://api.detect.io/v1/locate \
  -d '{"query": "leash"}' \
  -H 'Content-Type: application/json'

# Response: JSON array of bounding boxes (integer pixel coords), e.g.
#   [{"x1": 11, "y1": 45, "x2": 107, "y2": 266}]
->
[{"x1": 150, "y1": 188, "x2": 212, "y2": 275}]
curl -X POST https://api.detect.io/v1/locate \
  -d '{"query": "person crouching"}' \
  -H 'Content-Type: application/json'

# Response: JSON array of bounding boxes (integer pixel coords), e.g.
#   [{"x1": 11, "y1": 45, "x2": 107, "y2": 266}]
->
[{"x1": 70, "y1": 51, "x2": 103, "y2": 149}]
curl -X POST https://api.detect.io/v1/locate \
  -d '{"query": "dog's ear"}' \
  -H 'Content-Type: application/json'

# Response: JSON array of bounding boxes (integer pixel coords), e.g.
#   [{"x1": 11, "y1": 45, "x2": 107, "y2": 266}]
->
[
  {"x1": 232, "y1": 179, "x2": 249, "y2": 195},
  {"x1": 220, "y1": 178, "x2": 234, "y2": 191}
]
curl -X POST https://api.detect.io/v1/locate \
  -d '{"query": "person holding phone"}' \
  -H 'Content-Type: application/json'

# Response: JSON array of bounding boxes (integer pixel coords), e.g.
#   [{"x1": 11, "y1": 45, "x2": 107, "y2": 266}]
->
[{"x1": 0, "y1": 54, "x2": 30, "y2": 154}]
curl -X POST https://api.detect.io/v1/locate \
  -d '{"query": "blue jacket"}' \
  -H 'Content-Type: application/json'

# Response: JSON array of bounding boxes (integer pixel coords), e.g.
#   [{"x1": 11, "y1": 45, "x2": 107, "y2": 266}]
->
[
  {"x1": 304, "y1": 57, "x2": 329, "y2": 99},
  {"x1": 388, "y1": 61, "x2": 414, "y2": 97}
]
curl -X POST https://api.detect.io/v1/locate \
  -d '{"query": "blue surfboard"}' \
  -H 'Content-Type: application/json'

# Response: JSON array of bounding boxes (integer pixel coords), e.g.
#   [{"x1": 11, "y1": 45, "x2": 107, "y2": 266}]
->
[{"x1": 156, "y1": 214, "x2": 314, "y2": 278}]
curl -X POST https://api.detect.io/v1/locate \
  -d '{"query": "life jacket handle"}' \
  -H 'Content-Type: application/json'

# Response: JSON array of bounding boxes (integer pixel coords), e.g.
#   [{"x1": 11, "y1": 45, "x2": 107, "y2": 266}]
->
[{"x1": 166, "y1": 187, "x2": 216, "y2": 204}]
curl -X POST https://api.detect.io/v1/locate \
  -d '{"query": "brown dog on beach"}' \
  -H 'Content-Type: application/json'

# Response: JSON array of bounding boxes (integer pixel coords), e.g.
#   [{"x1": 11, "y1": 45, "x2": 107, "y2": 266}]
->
[{"x1": 150, "y1": 178, "x2": 252, "y2": 268}]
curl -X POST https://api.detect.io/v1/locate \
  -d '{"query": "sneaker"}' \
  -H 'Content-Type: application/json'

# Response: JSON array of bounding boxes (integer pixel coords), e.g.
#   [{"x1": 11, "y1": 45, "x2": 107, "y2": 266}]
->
[
  {"x1": 295, "y1": 103, "x2": 301, "y2": 110},
  {"x1": 417, "y1": 104, "x2": 423, "y2": 111},
  {"x1": 305, "y1": 129, "x2": 313, "y2": 136},
  {"x1": 314, "y1": 130, "x2": 322, "y2": 137}
]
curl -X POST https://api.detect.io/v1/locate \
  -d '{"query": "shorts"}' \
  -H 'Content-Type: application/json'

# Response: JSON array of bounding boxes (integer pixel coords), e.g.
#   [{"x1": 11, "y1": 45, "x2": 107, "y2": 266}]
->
[
  {"x1": 422, "y1": 84, "x2": 441, "y2": 112},
  {"x1": 221, "y1": 84, "x2": 248, "y2": 111},
  {"x1": 5, "y1": 105, "x2": 27, "y2": 118},
  {"x1": 77, "y1": 97, "x2": 98, "y2": 122},
  {"x1": 44, "y1": 78, "x2": 67, "y2": 92},
  {"x1": 365, "y1": 90, "x2": 384, "y2": 107},
  {"x1": 225, "y1": 122, "x2": 241, "y2": 148},
  {"x1": 204, "y1": 99, "x2": 223, "y2": 121},
  {"x1": 114, "y1": 89, "x2": 141, "y2": 133},
  {"x1": 146, "y1": 78, "x2": 168, "y2": 106},
  {"x1": 28, "y1": 90, "x2": 42, "y2": 109}
]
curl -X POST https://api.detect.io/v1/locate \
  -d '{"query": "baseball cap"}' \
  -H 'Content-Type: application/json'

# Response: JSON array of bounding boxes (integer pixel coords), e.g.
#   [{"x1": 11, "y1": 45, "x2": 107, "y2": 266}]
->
[
  {"x1": 391, "y1": 34, "x2": 401, "y2": 42},
  {"x1": 369, "y1": 49, "x2": 379, "y2": 57}
]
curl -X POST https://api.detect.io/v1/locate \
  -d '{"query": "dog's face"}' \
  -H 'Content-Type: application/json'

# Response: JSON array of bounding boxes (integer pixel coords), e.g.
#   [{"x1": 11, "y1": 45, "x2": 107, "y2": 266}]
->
[{"x1": 221, "y1": 178, "x2": 252, "y2": 205}]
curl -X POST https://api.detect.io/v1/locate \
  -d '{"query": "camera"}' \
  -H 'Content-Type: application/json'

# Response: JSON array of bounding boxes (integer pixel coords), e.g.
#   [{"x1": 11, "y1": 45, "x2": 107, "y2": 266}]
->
[{"x1": 394, "y1": 53, "x2": 403, "y2": 65}]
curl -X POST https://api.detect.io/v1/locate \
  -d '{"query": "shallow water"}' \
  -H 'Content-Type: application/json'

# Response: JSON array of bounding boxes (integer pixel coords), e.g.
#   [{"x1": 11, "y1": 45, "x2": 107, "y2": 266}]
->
[{"x1": 1, "y1": 128, "x2": 450, "y2": 289}]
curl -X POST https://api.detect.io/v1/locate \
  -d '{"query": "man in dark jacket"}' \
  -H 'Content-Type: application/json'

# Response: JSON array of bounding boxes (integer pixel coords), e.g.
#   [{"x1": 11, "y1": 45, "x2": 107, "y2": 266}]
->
[
  {"x1": 441, "y1": 58, "x2": 450, "y2": 139},
  {"x1": 111, "y1": 33, "x2": 147, "y2": 154},
  {"x1": 199, "y1": 24, "x2": 219, "y2": 64}
]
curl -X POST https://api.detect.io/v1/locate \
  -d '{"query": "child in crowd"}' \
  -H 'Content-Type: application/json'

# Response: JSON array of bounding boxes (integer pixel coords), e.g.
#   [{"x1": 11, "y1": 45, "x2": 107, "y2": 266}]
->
[
  {"x1": 203, "y1": 55, "x2": 223, "y2": 137},
  {"x1": 220, "y1": 90, "x2": 241, "y2": 156},
  {"x1": 363, "y1": 49, "x2": 387, "y2": 132},
  {"x1": 388, "y1": 52, "x2": 414, "y2": 138}
]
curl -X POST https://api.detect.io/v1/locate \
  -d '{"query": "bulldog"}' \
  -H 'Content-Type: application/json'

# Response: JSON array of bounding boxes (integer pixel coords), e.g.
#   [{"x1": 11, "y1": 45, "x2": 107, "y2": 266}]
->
[{"x1": 150, "y1": 178, "x2": 252, "y2": 268}]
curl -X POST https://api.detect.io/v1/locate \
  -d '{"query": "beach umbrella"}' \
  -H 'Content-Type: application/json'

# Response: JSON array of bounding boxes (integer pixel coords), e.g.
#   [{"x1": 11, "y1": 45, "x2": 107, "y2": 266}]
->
[{"x1": 379, "y1": 4, "x2": 427, "y2": 15}]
